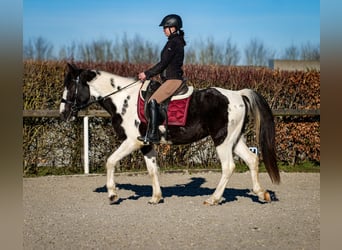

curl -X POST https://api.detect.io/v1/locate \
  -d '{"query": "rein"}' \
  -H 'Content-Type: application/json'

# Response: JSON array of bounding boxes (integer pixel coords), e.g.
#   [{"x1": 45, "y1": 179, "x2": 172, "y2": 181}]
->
[{"x1": 62, "y1": 79, "x2": 140, "y2": 112}]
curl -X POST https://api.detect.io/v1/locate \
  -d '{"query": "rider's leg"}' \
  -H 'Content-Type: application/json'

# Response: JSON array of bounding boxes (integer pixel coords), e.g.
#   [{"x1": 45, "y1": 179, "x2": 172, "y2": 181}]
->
[
  {"x1": 137, "y1": 99, "x2": 161, "y2": 143},
  {"x1": 138, "y1": 79, "x2": 182, "y2": 144},
  {"x1": 149, "y1": 79, "x2": 183, "y2": 103}
]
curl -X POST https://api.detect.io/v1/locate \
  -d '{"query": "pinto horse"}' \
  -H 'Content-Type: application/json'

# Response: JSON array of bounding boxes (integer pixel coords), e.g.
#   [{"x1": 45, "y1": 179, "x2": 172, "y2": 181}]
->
[{"x1": 60, "y1": 63, "x2": 280, "y2": 205}]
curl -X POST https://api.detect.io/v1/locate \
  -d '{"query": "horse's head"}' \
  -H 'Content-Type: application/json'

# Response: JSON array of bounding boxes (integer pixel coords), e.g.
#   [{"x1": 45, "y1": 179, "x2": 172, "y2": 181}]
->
[{"x1": 59, "y1": 63, "x2": 95, "y2": 121}]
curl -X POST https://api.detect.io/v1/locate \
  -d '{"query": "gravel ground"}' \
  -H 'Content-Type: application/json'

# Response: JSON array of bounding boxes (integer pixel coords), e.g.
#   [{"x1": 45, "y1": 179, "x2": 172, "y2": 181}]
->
[{"x1": 23, "y1": 172, "x2": 320, "y2": 250}]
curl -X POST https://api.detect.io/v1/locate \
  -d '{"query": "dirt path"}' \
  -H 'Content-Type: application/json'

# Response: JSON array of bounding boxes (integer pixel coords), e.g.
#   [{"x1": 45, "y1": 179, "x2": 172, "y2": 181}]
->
[{"x1": 23, "y1": 172, "x2": 320, "y2": 249}]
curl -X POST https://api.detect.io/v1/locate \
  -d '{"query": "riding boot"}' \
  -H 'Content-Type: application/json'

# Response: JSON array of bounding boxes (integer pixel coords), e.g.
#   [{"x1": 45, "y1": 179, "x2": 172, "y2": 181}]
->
[
  {"x1": 138, "y1": 99, "x2": 161, "y2": 144},
  {"x1": 147, "y1": 99, "x2": 161, "y2": 143}
]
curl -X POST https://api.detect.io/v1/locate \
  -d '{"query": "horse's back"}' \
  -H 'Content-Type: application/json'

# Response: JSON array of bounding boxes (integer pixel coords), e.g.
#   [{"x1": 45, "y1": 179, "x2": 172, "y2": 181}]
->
[
  {"x1": 192, "y1": 87, "x2": 229, "y2": 108},
  {"x1": 192, "y1": 87, "x2": 246, "y2": 115},
  {"x1": 211, "y1": 87, "x2": 247, "y2": 105}
]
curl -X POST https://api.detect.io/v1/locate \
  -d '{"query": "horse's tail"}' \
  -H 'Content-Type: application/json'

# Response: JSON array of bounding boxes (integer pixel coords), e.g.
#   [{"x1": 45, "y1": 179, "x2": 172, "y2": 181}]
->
[{"x1": 240, "y1": 89, "x2": 280, "y2": 184}]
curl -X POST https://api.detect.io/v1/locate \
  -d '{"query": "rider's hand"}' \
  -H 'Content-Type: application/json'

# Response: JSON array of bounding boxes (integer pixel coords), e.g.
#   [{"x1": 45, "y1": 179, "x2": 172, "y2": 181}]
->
[{"x1": 138, "y1": 72, "x2": 146, "y2": 82}]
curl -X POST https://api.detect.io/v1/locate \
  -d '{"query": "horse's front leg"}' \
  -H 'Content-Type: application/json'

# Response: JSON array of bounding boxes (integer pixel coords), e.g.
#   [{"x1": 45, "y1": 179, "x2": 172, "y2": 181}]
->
[
  {"x1": 106, "y1": 139, "x2": 141, "y2": 204},
  {"x1": 141, "y1": 145, "x2": 163, "y2": 204},
  {"x1": 204, "y1": 143, "x2": 235, "y2": 205}
]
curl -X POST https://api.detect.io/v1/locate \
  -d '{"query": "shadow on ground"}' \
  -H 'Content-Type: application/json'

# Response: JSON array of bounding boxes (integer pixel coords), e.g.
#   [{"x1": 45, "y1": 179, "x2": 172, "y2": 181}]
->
[{"x1": 93, "y1": 177, "x2": 278, "y2": 205}]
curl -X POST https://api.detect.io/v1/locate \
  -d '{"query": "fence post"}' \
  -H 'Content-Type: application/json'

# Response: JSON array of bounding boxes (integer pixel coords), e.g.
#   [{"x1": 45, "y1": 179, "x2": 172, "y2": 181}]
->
[{"x1": 83, "y1": 116, "x2": 89, "y2": 174}]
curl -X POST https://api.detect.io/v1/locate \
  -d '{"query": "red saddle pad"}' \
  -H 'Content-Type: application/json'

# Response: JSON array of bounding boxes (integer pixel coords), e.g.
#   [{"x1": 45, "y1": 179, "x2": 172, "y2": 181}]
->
[{"x1": 137, "y1": 95, "x2": 191, "y2": 126}]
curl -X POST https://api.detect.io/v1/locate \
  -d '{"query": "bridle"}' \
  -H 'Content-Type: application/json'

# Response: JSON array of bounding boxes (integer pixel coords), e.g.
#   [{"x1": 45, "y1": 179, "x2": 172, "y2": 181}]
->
[
  {"x1": 61, "y1": 77, "x2": 81, "y2": 113},
  {"x1": 61, "y1": 76, "x2": 140, "y2": 113}
]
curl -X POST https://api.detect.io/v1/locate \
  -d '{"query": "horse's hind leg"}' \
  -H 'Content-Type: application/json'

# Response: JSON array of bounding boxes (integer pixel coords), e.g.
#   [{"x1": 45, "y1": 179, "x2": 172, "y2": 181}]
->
[
  {"x1": 234, "y1": 138, "x2": 271, "y2": 202},
  {"x1": 141, "y1": 146, "x2": 163, "y2": 204}
]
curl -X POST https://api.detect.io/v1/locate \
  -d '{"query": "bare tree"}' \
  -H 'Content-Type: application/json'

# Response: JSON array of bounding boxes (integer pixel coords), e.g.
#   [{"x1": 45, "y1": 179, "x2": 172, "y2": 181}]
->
[
  {"x1": 77, "y1": 43, "x2": 92, "y2": 62},
  {"x1": 185, "y1": 46, "x2": 198, "y2": 64},
  {"x1": 244, "y1": 38, "x2": 274, "y2": 66},
  {"x1": 144, "y1": 42, "x2": 159, "y2": 63},
  {"x1": 121, "y1": 33, "x2": 130, "y2": 62},
  {"x1": 130, "y1": 35, "x2": 146, "y2": 63},
  {"x1": 75, "y1": 39, "x2": 114, "y2": 62},
  {"x1": 300, "y1": 42, "x2": 320, "y2": 60},
  {"x1": 59, "y1": 42, "x2": 77, "y2": 61},
  {"x1": 130, "y1": 34, "x2": 159, "y2": 63},
  {"x1": 281, "y1": 42, "x2": 320, "y2": 61},
  {"x1": 93, "y1": 40, "x2": 113, "y2": 62},
  {"x1": 111, "y1": 36, "x2": 124, "y2": 61},
  {"x1": 23, "y1": 42, "x2": 34, "y2": 60},
  {"x1": 23, "y1": 37, "x2": 54, "y2": 60},
  {"x1": 223, "y1": 37, "x2": 240, "y2": 65},
  {"x1": 198, "y1": 37, "x2": 223, "y2": 65},
  {"x1": 282, "y1": 44, "x2": 300, "y2": 60},
  {"x1": 26, "y1": 35, "x2": 319, "y2": 66},
  {"x1": 184, "y1": 37, "x2": 239, "y2": 65}
]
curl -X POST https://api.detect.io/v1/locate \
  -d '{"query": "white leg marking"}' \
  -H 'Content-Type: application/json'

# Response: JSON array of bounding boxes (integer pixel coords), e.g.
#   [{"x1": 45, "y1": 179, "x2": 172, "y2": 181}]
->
[
  {"x1": 59, "y1": 88, "x2": 67, "y2": 113},
  {"x1": 144, "y1": 148, "x2": 163, "y2": 204},
  {"x1": 106, "y1": 139, "x2": 141, "y2": 203},
  {"x1": 205, "y1": 143, "x2": 235, "y2": 205},
  {"x1": 234, "y1": 138, "x2": 268, "y2": 201}
]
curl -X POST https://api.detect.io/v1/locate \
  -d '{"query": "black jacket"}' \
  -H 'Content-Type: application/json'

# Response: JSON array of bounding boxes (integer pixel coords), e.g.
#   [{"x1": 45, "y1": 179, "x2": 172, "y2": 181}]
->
[{"x1": 145, "y1": 33, "x2": 185, "y2": 82}]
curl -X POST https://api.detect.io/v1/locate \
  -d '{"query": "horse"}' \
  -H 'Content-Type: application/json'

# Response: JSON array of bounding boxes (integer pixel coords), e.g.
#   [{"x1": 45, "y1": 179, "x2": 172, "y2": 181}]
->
[{"x1": 60, "y1": 63, "x2": 280, "y2": 205}]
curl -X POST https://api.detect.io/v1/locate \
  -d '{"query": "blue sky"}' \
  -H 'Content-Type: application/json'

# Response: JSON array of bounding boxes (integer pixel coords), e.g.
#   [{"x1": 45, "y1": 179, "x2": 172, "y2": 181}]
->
[{"x1": 23, "y1": 0, "x2": 320, "y2": 58}]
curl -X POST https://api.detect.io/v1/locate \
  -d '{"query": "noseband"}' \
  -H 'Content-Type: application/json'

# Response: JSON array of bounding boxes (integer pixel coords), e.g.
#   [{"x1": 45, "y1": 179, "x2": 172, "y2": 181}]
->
[{"x1": 61, "y1": 97, "x2": 80, "y2": 112}]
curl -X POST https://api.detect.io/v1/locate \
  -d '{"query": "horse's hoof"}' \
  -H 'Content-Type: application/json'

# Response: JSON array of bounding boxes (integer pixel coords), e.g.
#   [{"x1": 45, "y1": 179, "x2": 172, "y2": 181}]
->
[
  {"x1": 264, "y1": 191, "x2": 271, "y2": 202},
  {"x1": 203, "y1": 199, "x2": 219, "y2": 206},
  {"x1": 254, "y1": 189, "x2": 271, "y2": 202},
  {"x1": 148, "y1": 197, "x2": 164, "y2": 205},
  {"x1": 203, "y1": 200, "x2": 211, "y2": 205},
  {"x1": 148, "y1": 201, "x2": 158, "y2": 205},
  {"x1": 109, "y1": 194, "x2": 119, "y2": 205}
]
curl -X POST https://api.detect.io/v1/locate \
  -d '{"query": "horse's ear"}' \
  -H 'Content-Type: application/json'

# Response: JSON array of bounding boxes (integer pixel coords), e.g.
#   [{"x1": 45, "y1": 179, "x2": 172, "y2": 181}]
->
[{"x1": 67, "y1": 63, "x2": 78, "y2": 73}]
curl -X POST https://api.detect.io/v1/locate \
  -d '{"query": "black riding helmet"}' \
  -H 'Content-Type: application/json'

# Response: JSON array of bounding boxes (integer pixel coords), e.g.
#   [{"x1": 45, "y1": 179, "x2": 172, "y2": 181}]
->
[{"x1": 159, "y1": 14, "x2": 183, "y2": 30}]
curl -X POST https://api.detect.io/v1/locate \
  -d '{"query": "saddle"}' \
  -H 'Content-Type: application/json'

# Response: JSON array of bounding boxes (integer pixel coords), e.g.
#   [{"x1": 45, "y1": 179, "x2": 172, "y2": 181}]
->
[{"x1": 137, "y1": 80, "x2": 193, "y2": 126}]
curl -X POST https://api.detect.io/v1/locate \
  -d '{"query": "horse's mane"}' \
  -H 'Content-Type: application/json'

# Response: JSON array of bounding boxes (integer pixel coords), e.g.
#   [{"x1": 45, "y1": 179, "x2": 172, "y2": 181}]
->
[{"x1": 97, "y1": 70, "x2": 136, "y2": 83}]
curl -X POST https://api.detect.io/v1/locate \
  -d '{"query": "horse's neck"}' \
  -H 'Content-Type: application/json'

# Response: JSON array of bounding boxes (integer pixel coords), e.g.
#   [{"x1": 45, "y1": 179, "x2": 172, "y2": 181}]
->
[
  {"x1": 89, "y1": 72, "x2": 140, "y2": 100},
  {"x1": 89, "y1": 72, "x2": 140, "y2": 116}
]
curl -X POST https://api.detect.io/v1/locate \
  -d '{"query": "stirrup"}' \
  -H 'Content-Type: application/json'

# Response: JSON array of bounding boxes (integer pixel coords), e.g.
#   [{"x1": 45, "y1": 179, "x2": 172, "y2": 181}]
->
[
  {"x1": 137, "y1": 134, "x2": 160, "y2": 144},
  {"x1": 137, "y1": 134, "x2": 151, "y2": 144},
  {"x1": 137, "y1": 128, "x2": 160, "y2": 144},
  {"x1": 146, "y1": 135, "x2": 160, "y2": 144}
]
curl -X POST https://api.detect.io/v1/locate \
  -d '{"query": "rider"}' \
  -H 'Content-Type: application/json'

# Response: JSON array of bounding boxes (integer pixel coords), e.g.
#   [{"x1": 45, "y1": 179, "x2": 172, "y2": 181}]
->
[{"x1": 138, "y1": 14, "x2": 186, "y2": 144}]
